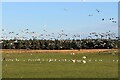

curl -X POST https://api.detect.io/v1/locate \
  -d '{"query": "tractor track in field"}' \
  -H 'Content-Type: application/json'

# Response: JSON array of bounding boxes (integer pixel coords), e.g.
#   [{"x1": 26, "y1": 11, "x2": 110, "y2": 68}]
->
[{"x1": 0, "y1": 49, "x2": 118, "y2": 54}]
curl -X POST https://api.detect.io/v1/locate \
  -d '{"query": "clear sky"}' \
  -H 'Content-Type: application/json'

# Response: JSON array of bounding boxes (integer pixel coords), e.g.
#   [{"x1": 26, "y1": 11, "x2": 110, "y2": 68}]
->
[
  {"x1": 2, "y1": 2, "x2": 118, "y2": 39},
  {"x1": 1, "y1": 0, "x2": 120, "y2": 2}
]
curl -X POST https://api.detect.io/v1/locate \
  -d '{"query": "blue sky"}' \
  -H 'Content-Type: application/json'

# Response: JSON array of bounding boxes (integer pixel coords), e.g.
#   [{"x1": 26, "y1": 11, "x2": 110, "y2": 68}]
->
[
  {"x1": 1, "y1": 0, "x2": 120, "y2": 2},
  {"x1": 2, "y1": 2, "x2": 118, "y2": 39}
]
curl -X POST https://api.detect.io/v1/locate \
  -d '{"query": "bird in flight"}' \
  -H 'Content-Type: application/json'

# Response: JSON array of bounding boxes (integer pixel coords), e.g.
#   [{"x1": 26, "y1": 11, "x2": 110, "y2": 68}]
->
[
  {"x1": 112, "y1": 21, "x2": 117, "y2": 23},
  {"x1": 110, "y1": 18, "x2": 114, "y2": 20},
  {"x1": 109, "y1": 18, "x2": 116, "y2": 23},
  {"x1": 96, "y1": 9, "x2": 100, "y2": 13},
  {"x1": 102, "y1": 18, "x2": 104, "y2": 21},
  {"x1": 88, "y1": 14, "x2": 93, "y2": 16},
  {"x1": 2, "y1": 29, "x2": 4, "y2": 31},
  {"x1": 112, "y1": 18, "x2": 114, "y2": 20}
]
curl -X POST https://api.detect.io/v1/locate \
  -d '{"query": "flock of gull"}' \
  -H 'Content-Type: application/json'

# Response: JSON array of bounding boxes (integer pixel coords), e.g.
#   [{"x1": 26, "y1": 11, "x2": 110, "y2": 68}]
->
[
  {"x1": 0, "y1": 7, "x2": 117, "y2": 40},
  {"x1": 2, "y1": 53, "x2": 118, "y2": 65},
  {"x1": 89, "y1": 9, "x2": 117, "y2": 23}
]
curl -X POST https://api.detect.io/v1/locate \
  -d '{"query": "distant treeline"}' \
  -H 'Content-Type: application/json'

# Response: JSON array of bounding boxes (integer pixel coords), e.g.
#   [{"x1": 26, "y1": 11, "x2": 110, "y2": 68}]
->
[{"x1": 0, "y1": 39, "x2": 118, "y2": 50}]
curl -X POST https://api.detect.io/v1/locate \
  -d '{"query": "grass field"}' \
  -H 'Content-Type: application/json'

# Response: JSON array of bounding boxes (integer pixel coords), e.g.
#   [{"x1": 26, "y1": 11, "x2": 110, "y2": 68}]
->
[{"x1": 2, "y1": 49, "x2": 118, "y2": 78}]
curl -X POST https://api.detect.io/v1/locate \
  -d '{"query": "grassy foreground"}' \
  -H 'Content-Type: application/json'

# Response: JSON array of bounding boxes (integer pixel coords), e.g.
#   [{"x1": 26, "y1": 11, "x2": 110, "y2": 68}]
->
[{"x1": 2, "y1": 50, "x2": 118, "y2": 78}]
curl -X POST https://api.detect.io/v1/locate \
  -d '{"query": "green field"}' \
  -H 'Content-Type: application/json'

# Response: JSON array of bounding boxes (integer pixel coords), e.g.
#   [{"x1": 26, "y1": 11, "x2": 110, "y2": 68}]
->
[{"x1": 2, "y1": 50, "x2": 118, "y2": 78}]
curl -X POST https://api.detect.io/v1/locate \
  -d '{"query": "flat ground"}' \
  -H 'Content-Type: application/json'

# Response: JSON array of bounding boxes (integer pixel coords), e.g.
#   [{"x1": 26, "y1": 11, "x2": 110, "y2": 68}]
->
[{"x1": 1, "y1": 49, "x2": 118, "y2": 78}]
